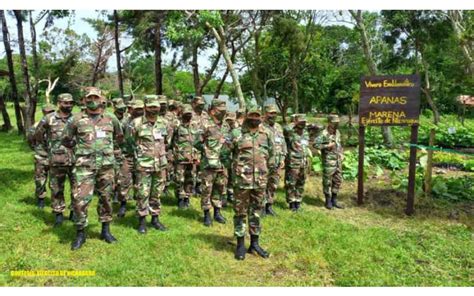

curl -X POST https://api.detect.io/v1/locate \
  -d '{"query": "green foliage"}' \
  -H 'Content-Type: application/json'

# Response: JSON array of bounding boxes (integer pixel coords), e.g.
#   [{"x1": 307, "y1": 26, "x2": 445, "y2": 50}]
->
[
  {"x1": 432, "y1": 176, "x2": 474, "y2": 202},
  {"x1": 365, "y1": 146, "x2": 407, "y2": 170},
  {"x1": 418, "y1": 116, "x2": 474, "y2": 148}
]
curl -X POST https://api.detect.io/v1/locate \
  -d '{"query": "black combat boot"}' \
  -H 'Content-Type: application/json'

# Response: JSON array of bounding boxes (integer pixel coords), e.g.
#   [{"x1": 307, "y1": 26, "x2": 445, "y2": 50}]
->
[
  {"x1": 295, "y1": 202, "x2": 301, "y2": 211},
  {"x1": 214, "y1": 207, "x2": 226, "y2": 224},
  {"x1": 227, "y1": 191, "x2": 234, "y2": 204},
  {"x1": 54, "y1": 213, "x2": 64, "y2": 227},
  {"x1": 184, "y1": 197, "x2": 190, "y2": 208},
  {"x1": 137, "y1": 216, "x2": 147, "y2": 234},
  {"x1": 235, "y1": 236, "x2": 246, "y2": 260},
  {"x1": 203, "y1": 210, "x2": 212, "y2": 227},
  {"x1": 324, "y1": 194, "x2": 333, "y2": 210},
  {"x1": 331, "y1": 193, "x2": 344, "y2": 209},
  {"x1": 265, "y1": 203, "x2": 276, "y2": 216},
  {"x1": 222, "y1": 198, "x2": 228, "y2": 208},
  {"x1": 248, "y1": 235, "x2": 269, "y2": 258},
  {"x1": 37, "y1": 198, "x2": 45, "y2": 209},
  {"x1": 71, "y1": 228, "x2": 86, "y2": 251},
  {"x1": 117, "y1": 201, "x2": 127, "y2": 218},
  {"x1": 100, "y1": 222, "x2": 117, "y2": 243},
  {"x1": 290, "y1": 202, "x2": 297, "y2": 212},
  {"x1": 112, "y1": 191, "x2": 119, "y2": 204},
  {"x1": 178, "y1": 198, "x2": 185, "y2": 209},
  {"x1": 151, "y1": 215, "x2": 167, "y2": 231}
]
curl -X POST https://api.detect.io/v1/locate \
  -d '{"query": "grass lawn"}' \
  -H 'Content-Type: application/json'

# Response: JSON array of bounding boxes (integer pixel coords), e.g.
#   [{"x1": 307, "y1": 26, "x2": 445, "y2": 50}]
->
[{"x1": 0, "y1": 109, "x2": 473, "y2": 286}]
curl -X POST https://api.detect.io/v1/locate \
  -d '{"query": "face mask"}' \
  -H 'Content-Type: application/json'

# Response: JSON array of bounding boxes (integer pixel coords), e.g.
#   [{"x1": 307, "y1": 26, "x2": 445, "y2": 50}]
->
[
  {"x1": 146, "y1": 108, "x2": 160, "y2": 116},
  {"x1": 86, "y1": 100, "x2": 100, "y2": 111},
  {"x1": 247, "y1": 118, "x2": 261, "y2": 128},
  {"x1": 195, "y1": 105, "x2": 204, "y2": 113},
  {"x1": 267, "y1": 116, "x2": 276, "y2": 125},
  {"x1": 60, "y1": 106, "x2": 73, "y2": 113},
  {"x1": 116, "y1": 108, "x2": 126, "y2": 115},
  {"x1": 159, "y1": 106, "x2": 167, "y2": 115},
  {"x1": 182, "y1": 114, "x2": 192, "y2": 122},
  {"x1": 215, "y1": 110, "x2": 226, "y2": 121},
  {"x1": 134, "y1": 110, "x2": 144, "y2": 117},
  {"x1": 296, "y1": 123, "x2": 306, "y2": 130}
]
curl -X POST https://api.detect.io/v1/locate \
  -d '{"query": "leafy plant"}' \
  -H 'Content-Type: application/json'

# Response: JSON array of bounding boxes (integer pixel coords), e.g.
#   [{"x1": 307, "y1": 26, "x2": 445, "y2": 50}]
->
[{"x1": 431, "y1": 176, "x2": 474, "y2": 202}]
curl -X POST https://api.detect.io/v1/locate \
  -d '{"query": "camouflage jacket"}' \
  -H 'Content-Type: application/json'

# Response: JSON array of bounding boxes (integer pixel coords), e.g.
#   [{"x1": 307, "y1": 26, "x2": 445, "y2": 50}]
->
[
  {"x1": 232, "y1": 124, "x2": 275, "y2": 190},
  {"x1": 28, "y1": 122, "x2": 49, "y2": 164},
  {"x1": 264, "y1": 122, "x2": 287, "y2": 166},
  {"x1": 190, "y1": 110, "x2": 210, "y2": 137},
  {"x1": 284, "y1": 126, "x2": 310, "y2": 169},
  {"x1": 314, "y1": 128, "x2": 343, "y2": 168},
  {"x1": 36, "y1": 112, "x2": 74, "y2": 167},
  {"x1": 62, "y1": 111, "x2": 123, "y2": 168},
  {"x1": 129, "y1": 116, "x2": 169, "y2": 172},
  {"x1": 171, "y1": 121, "x2": 199, "y2": 164},
  {"x1": 196, "y1": 116, "x2": 229, "y2": 170}
]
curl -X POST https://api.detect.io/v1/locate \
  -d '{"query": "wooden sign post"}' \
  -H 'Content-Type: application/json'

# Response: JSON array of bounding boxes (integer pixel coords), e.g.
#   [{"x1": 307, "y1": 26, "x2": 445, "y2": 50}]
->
[{"x1": 357, "y1": 74, "x2": 421, "y2": 215}]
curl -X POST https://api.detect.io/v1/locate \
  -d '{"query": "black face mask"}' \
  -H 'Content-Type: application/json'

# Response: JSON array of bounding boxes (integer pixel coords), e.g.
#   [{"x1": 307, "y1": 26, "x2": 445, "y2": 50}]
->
[
  {"x1": 296, "y1": 123, "x2": 306, "y2": 130},
  {"x1": 247, "y1": 118, "x2": 261, "y2": 128},
  {"x1": 267, "y1": 116, "x2": 276, "y2": 126},
  {"x1": 195, "y1": 105, "x2": 204, "y2": 113},
  {"x1": 146, "y1": 108, "x2": 160, "y2": 116},
  {"x1": 214, "y1": 110, "x2": 226, "y2": 121},
  {"x1": 116, "y1": 108, "x2": 126, "y2": 115},
  {"x1": 60, "y1": 106, "x2": 73, "y2": 114},
  {"x1": 159, "y1": 105, "x2": 167, "y2": 115},
  {"x1": 134, "y1": 110, "x2": 144, "y2": 117},
  {"x1": 182, "y1": 114, "x2": 192, "y2": 122}
]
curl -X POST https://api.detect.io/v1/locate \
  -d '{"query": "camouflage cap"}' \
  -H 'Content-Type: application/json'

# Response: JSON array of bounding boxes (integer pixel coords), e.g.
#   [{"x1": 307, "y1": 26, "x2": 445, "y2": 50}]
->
[
  {"x1": 211, "y1": 98, "x2": 226, "y2": 110},
  {"x1": 294, "y1": 113, "x2": 307, "y2": 123},
  {"x1": 57, "y1": 93, "x2": 74, "y2": 102},
  {"x1": 264, "y1": 104, "x2": 278, "y2": 114},
  {"x1": 85, "y1": 88, "x2": 102, "y2": 98},
  {"x1": 158, "y1": 95, "x2": 168, "y2": 105},
  {"x1": 182, "y1": 104, "x2": 193, "y2": 114},
  {"x1": 236, "y1": 107, "x2": 246, "y2": 116},
  {"x1": 133, "y1": 99, "x2": 145, "y2": 109},
  {"x1": 144, "y1": 94, "x2": 158, "y2": 100},
  {"x1": 42, "y1": 104, "x2": 55, "y2": 113},
  {"x1": 225, "y1": 112, "x2": 236, "y2": 121},
  {"x1": 328, "y1": 114, "x2": 340, "y2": 123},
  {"x1": 246, "y1": 105, "x2": 261, "y2": 116},
  {"x1": 193, "y1": 96, "x2": 205, "y2": 105},
  {"x1": 115, "y1": 98, "x2": 126, "y2": 109},
  {"x1": 168, "y1": 99, "x2": 176, "y2": 107},
  {"x1": 145, "y1": 96, "x2": 160, "y2": 107}
]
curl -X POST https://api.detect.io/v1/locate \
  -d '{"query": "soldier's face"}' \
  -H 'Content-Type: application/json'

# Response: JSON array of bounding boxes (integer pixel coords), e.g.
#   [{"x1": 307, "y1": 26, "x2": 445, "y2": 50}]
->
[
  {"x1": 85, "y1": 95, "x2": 101, "y2": 111},
  {"x1": 194, "y1": 103, "x2": 204, "y2": 113},
  {"x1": 329, "y1": 122, "x2": 339, "y2": 131},
  {"x1": 266, "y1": 113, "x2": 277, "y2": 125},
  {"x1": 146, "y1": 106, "x2": 160, "y2": 116},
  {"x1": 133, "y1": 108, "x2": 144, "y2": 117}
]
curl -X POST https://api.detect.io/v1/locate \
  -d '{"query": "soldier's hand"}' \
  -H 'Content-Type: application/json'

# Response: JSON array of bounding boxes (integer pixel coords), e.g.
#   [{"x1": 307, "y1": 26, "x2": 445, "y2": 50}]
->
[{"x1": 327, "y1": 142, "x2": 336, "y2": 150}]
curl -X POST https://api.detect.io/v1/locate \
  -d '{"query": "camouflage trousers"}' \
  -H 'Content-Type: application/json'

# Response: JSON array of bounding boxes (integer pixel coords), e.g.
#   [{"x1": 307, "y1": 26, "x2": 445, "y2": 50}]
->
[
  {"x1": 285, "y1": 166, "x2": 306, "y2": 203},
  {"x1": 233, "y1": 188, "x2": 265, "y2": 238},
  {"x1": 322, "y1": 165, "x2": 342, "y2": 196},
  {"x1": 175, "y1": 163, "x2": 194, "y2": 200},
  {"x1": 265, "y1": 161, "x2": 284, "y2": 205},
  {"x1": 72, "y1": 165, "x2": 114, "y2": 230},
  {"x1": 116, "y1": 155, "x2": 134, "y2": 202},
  {"x1": 136, "y1": 169, "x2": 166, "y2": 217},
  {"x1": 166, "y1": 153, "x2": 174, "y2": 187},
  {"x1": 34, "y1": 158, "x2": 49, "y2": 200},
  {"x1": 200, "y1": 168, "x2": 227, "y2": 210},
  {"x1": 49, "y1": 166, "x2": 75, "y2": 213},
  {"x1": 226, "y1": 166, "x2": 233, "y2": 198}
]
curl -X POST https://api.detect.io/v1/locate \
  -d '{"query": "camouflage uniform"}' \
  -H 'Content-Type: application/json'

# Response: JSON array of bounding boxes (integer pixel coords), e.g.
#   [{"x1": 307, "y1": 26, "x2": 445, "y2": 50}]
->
[
  {"x1": 62, "y1": 90, "x2": 123, "y2": 231},
  {"x1": 314, "y1": 115, "x2": 344, "y2": 209},
  {"x1": 263, "y1": 105, "x2": 287, "y2": 210},
  {"x1": 195, "y1": 99, "x2": 229, "y2": 226},
  {"x1": 129, "y1": 97, "x2": 169, "y2": 219},
  {"x1": 224, "y1": 112, "x2": 238, "y2": 204},
  {"x1": 171, "y1": 104, "x2": 198, "y2": 207},
  {"x1": 35, "y1": 94, "x2": 76, "y2": 215},
  {"x1": 29, "y1": 104, "x2": 55, "y2": 207},
  {"x1": 111, "y1": 98, "x2": 128, "y2": 204},
  {"x1": 232, "y1": 107, "x2": 274, "y2": 260},
  {"x1": 190, "y1": 96, "x2": 210, "y2": 195},
  {"x1": 284, "y1": 114, "x2": 310, "y2": 210}
]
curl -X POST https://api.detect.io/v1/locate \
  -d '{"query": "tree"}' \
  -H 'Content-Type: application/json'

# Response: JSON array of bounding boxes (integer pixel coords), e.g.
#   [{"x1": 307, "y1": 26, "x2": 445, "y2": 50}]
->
[
  {"x1": 14, "y1": 10, "x2": 35, "y2": 131},
  {"x1": 0, "y1": 10, "x2": 23, "y2": 133},
  {"x1": 447, "y1": 10, "x2": 474, "y2": 76}
]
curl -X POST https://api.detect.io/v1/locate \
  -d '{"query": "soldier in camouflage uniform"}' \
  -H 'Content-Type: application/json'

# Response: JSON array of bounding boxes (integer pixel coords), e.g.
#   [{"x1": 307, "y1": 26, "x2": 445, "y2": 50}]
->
[
  {"x1": 196, "y1": 99, "x2": 228, "y2": 226},
  {"x1": 35, "y1": 94, "x2": 76, "y2": 226},
  {"x1": 62, "y1": 88, "x2": 123, "y2": 250},
  {"x1": 171, "y1": 104, "x2": 198, "y2": 208},
  {"x1": 190, "y1": 96, "x2": 210, "y2": 195},
  {"x1": 314, "y1": 115, "x2": 344, "y2": 210},
  {"x1": 263, "y1": 105, "x2": 287, "y2": 216},
  {"x1": 128, "y1": 96, "x2": 168, "y2": 234},
  {"x1": 117, "y1": 99, "x2": 145, "y2": 216},
  {"x1": 224, "y1": 112, "x2": 238, "y2": 205},
  {"x1": 28, "y1": 104, "x2": 55, "y2": 209},
  {"x1": 232, "y1": 106, "x2": 274, "y2": 260},
  {"x1": 111, "y1": 98, "x2": 128, "y2": 208},
  {"x1": 284, "y1": 114, "x2": 310, "y2": 212},
  {"x1": 236, "y1": 108, "x2": 245, "y2": 127}
]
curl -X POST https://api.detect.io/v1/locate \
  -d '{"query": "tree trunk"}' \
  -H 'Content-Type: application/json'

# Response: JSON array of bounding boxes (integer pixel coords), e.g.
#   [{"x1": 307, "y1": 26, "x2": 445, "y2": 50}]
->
[
  {"x1": 206, "y1": 22, "x2": 245, "y2": 108},
  {"x1": 0, "y1": 93, "x2": 12, "y2": 131},
  {"x1": 91, "y1": 44, "x2": 102, "y2": 86},
  {"x1": 350, "y1": 10, "x2": 393, "y2": 147},
  {"x1": 14, "y1": 10, "x2": 35, "y2": 131},
  {"x1": 191, "y1": 44, "x2": 201, "y2": 96},
  {"x1": 292, "y1": 75, "x2": 299, "y2": 113},
  {"x1": 448, "y1": 11, "x2": 474, "y2": 76},
  {"x1": 154, "y1": 16, "x2": 163, "y2": 95},
  {"x1": 29, "y1": 11, "x2": 39, "y2": 101},
  {"x1": 113, "y1": 10, "x2": 124, "y2": 97},
  {"x1": 0, "y1": 10, "x2": 24, "y2": 133}
]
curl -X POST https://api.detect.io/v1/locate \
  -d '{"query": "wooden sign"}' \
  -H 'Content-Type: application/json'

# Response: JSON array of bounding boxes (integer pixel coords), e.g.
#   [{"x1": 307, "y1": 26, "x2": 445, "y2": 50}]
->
[
  {"x1": 359, "y1": 74, "x2": 421, "y2": 126},
  {"x1": 357, "y1": 74, "x2": 421, "y2": 216}
]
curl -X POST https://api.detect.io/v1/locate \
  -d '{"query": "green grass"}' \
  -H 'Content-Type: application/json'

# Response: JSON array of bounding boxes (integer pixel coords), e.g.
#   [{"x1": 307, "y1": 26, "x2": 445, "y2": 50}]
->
[{"x1": 0, "y1": 109, "x2": 473, "y2": 286}]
